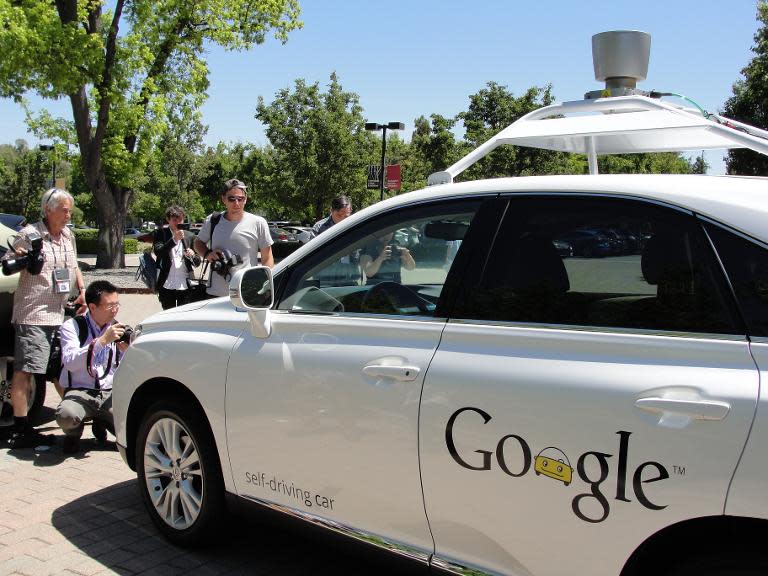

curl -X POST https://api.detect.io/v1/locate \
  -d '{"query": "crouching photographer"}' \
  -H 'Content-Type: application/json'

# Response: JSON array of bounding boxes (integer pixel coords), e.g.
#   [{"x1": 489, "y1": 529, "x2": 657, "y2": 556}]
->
[
  {"x1": 55, "y1": 280, "x2": 130, "y2": 454},
  {"x1": 2, "y1": 188, "x2": 86, "y2": 450}
]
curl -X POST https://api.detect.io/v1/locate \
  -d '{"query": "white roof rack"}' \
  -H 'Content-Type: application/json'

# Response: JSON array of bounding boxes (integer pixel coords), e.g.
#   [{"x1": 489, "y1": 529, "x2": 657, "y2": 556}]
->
[{"x1": 427, "y1": 95, "x2": 768, "y2": 185}]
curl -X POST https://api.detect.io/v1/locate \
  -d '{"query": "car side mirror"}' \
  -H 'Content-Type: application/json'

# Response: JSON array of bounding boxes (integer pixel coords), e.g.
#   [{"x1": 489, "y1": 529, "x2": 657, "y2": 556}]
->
[{"x1": 229, "y1": 266, "x2": 274, "y2": 338}]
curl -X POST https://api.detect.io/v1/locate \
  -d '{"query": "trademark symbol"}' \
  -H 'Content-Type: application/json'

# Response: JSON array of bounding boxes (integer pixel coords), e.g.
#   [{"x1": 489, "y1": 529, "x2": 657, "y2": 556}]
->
[{"x1": 673, "y1": 465, "x2": 686, "y2": 476}]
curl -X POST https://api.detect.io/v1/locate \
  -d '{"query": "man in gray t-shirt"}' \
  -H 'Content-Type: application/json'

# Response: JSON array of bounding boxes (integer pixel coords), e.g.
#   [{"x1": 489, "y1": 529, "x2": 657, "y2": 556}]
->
[{"x1": 194, "y1": 178, "x2": 274, "y2": 297}]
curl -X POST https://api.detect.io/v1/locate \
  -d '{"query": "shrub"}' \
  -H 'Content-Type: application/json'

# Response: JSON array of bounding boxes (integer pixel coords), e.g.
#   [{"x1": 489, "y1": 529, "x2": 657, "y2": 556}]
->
[{"x1": 74, "y1": 229, "x2": 140, "y2": 254}]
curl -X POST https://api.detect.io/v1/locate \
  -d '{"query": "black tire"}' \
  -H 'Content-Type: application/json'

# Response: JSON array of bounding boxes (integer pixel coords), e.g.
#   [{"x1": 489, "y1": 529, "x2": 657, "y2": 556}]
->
[
  {"x1": 136, "y1": 400, "x2": 226, "y2": 546},
  {"x1": 0, "y1": 359, "x2": 46, "y2": 428}
]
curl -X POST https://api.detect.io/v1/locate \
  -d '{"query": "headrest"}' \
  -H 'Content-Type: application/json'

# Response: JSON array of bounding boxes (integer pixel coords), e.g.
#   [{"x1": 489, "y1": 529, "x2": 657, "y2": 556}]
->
[
  {"x1": 505, "y1": 234, "x2": 570, "y2": 294},
  {"x1": 641, "y1": 230, "x2": 695, "y2": 296}
]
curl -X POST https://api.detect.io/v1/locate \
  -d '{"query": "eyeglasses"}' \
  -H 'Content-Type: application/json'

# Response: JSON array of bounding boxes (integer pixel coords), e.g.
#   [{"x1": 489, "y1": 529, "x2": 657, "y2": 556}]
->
[
  {"x1": 104, "y1": 302, "x2": 121, "y2": 311},
  {"x1": 227, "y1": 196, "x2": 247, "y2": 203}
]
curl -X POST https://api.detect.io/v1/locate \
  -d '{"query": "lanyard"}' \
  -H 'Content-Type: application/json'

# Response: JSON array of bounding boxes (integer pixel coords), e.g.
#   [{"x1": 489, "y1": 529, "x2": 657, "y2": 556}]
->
[{"x1": 85, "y1": 319, "x2": 120, "y2": 389}]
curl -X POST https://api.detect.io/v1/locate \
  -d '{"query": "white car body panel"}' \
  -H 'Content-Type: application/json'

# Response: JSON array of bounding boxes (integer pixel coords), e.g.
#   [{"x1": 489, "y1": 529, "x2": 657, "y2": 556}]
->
[
  {"x1": 112, "y1": 299, "x2": 245, "y2": 490},
  {"x1": 226, "y1": 311, "x2": 440, "y2": 552},
  {"x1": 725, "y1": 341, "x2": 768, "y2": 518},
  {"x1": 420, "y1": 323, "x2": 757, "y2": 576}
]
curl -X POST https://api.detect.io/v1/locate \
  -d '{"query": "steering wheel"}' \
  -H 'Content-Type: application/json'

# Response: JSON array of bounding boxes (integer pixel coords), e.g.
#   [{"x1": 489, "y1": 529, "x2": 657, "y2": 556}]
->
[{"x1": 361, "y1": 281, "x2": 433, "y2": 315}]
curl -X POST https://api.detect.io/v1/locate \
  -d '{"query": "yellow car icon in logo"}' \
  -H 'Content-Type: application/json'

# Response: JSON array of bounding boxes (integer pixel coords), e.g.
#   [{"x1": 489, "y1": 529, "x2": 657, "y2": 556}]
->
[{"x1": 534, "y1": 447, "x2": 573, "y2": 486}]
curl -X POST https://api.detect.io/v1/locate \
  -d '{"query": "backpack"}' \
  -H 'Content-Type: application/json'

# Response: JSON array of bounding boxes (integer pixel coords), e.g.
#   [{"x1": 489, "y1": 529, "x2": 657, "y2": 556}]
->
[{"x1": 135, "y1": 249, "x2": 159, "y2": 293}]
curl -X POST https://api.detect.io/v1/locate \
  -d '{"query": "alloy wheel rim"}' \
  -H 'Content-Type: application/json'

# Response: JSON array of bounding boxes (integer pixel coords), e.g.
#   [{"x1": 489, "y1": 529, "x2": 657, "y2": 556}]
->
[{"x1": 143, "y1": 417, "x2": 203, "y2": 529}]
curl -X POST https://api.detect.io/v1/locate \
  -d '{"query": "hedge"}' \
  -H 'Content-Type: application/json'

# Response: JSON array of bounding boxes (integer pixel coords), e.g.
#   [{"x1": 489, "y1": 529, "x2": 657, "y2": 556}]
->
[{"x1": 73, "y1": 229, "x2": 139, "y2": 254}]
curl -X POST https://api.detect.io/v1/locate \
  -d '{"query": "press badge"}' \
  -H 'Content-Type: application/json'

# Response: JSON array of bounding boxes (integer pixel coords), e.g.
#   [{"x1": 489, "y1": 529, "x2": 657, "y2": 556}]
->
[{"x1": 52, "y1": 268, "x2": 71, "y2": 294}]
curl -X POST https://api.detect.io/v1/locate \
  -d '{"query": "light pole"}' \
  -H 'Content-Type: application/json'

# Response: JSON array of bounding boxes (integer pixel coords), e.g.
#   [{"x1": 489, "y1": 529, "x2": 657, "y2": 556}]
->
[
  {"x1": 365, "y1": 121, "x2": 404, "y2": 202},
  {"x1": 39, "y1": 144, "x2": 56, "y2": 187}
]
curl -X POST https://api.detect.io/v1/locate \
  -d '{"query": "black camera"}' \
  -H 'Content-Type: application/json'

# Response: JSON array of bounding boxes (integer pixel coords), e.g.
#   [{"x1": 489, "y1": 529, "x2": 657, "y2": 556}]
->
[
  {"x1": 184, "y1": 253, "x2": 202, "y2": 267},
  {"x1": 388, "y1": 244, "x2": 401, "y2": 262},
  {"x1": 210, "y1": 250, "x2": 243, "y2": 278},
  {"x1": 64, "y1": 296, "x2": 78, "y2": 318},
  {"x1": 2, "y1": 230, "x2": 45, "y2": 276},
  {"x1": 177, "y1": 222, "x2": 190, "y2": 231},
  {"x1": 117, "y1": 325, "x2": 133, "y2": 344}
]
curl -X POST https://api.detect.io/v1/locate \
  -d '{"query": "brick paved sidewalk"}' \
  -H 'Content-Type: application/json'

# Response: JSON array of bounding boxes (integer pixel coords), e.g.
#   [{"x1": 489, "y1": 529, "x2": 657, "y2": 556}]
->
[{"x1": 0, "y1": 387, "x2": 363, "y2": 576}]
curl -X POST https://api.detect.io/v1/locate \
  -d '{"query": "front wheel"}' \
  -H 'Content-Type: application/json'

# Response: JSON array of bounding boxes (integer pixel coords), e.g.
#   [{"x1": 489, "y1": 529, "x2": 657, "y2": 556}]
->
[{"x1": 136, "y1": 400, "x2": 225, "y2": 546}]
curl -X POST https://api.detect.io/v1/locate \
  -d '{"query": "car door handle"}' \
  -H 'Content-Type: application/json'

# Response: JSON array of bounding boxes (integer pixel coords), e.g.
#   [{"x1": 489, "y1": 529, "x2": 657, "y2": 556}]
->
[
  {"x1": 634, "y1": 397, "x2": 730, "y2": 421},
  {"x1": 362, "y1": 365, "x2": 421, "y2": 381}
]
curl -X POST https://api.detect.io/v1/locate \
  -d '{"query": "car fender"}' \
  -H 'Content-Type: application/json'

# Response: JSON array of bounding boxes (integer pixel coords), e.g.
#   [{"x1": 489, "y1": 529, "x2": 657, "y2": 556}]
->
[{"x1": 113, "y1": 299, "x2": 248, "y2": 492}]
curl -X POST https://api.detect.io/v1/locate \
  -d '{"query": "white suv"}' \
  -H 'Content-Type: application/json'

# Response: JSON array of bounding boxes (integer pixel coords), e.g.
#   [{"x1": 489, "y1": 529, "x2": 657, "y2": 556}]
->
[{"x1": 113, "y1": 34, "x2": 768, "y2": 576}]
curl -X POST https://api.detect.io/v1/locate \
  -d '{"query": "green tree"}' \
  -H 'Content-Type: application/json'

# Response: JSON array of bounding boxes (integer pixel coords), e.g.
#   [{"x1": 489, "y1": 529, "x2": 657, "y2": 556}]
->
[
  {"x1": 0, "y1": 0, "x2": 301, "y2": 267},
  {"x1": 410, "y1": 114, "x2": 465, "y2": 181},
  {"x1": 0, "y1": 140, "x2": 53, "y2": 222},
  {"x1": 458, "y1": 82, "x2": 575, "y2": 180},
  {"x1": 722, "y1": 1, "x2": 768, "y2": 175},
  {"x1": 255, "y1": 73, "x2": 372, "y2": 221},
  {"x1": 133, "y1": 109, "x2": 209, "y2": 224}
]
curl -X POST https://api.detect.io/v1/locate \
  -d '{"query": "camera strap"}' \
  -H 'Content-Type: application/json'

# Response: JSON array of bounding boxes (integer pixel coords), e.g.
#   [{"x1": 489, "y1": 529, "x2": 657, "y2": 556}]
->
[
  {"x1": 81, "y1": 317, "x2": 121, "y2": 390},
  {"x1": 200, "y1": 211, "x2": 224, "y2": 287}
]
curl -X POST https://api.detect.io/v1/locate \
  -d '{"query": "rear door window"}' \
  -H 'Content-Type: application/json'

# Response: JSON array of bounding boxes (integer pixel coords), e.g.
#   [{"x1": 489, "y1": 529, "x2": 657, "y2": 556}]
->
[{"x1": 457, "y1": 195, "x2": 741, "y2": 335}]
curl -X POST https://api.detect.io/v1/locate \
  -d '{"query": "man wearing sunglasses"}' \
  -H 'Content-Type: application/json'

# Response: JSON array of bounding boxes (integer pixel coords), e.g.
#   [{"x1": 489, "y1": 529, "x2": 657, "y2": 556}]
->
[{"x1": 194, "y1": 178, "x2": 273, "y2": 298}]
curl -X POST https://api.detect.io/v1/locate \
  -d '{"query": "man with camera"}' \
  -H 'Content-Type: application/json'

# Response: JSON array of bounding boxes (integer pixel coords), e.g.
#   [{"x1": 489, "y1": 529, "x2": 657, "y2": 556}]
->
[
  {"x1": 194, "y1": 178, "x2": 273, "y2": 298},
  {"x1": 1, "y1": 188, "x2": 86, "y2": 449},
  {"x1": 153, "y1": 205, "x2": 201, "y2": 309},
  {"x1": 360, "y1": 231, "x2": 416, "y2": 285},
  {"x1": 310, "y1": 195, "x2": 352, "y2": 238},
  {"x1": 55, "y1": 280, "x2": 129, "y2": 454}
]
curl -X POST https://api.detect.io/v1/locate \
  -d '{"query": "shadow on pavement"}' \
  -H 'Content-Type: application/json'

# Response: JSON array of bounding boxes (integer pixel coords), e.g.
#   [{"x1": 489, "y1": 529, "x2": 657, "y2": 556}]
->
[{"x1": 51, "y1": 481, "x2": 380, "y2": 574}]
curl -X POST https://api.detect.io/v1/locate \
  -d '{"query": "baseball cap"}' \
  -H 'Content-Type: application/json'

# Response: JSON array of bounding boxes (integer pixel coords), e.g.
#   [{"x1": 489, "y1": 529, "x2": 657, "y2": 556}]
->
[{"x1": 221, "y1": 178, "x2": 247, "y2": 195}]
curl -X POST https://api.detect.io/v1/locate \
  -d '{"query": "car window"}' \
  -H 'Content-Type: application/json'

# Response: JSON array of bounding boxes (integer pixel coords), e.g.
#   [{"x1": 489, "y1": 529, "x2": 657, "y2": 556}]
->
[
  {"x1": 278, "y1": 200, "x2": 481, "y2": 317},
  {"x1": 704, "y1": 221, "x2": 768, "y2": 337},
  {"x1": 459, "y1": 195, "x2": 739, "y2": 335}
]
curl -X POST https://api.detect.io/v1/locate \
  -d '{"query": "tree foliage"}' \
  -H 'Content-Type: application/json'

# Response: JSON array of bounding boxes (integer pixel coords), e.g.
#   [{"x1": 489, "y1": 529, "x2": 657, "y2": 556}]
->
[
  {"x1": 0, "y1": 0, "x2": 301, "y2": 267},
  {"x1": 0, "y1": 140, "x2": 77, "y2": 223},
  {"x1": 255, "y1": 73, "x2": 375, "y2": 222},
  {"x1": 723, "y1": 0, "x2": 768, "y2": 175}
]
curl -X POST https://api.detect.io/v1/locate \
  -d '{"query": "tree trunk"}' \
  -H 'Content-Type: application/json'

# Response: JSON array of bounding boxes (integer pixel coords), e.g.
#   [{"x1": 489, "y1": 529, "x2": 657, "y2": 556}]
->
[{"x1": 91, "y1": 179, "x2": 131, "y2": 269}]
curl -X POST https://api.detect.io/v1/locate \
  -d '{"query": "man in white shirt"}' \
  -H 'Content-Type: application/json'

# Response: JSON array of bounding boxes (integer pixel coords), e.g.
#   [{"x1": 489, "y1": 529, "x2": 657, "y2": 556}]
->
[
  {"x1": 56, "y1": 280, "x2": 129, "y2": 454},
  {"x1": 194, "y1": 178, "x2": 274, "y2": 298}
]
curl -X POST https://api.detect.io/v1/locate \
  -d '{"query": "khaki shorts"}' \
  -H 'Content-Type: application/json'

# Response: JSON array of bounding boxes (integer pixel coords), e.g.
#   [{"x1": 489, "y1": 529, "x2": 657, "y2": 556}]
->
[{"x1": 13, "y1": 324, "x2": 59, "y2": 375}]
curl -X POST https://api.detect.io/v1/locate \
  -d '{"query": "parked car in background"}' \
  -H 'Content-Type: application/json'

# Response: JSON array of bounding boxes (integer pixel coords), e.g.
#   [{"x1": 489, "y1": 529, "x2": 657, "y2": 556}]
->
[
  {"x1": 554, "y1": 229, "x2": 613, "y2": 258},
  {"x1": 282, "y1": 225, "x2": 314, "y2": 245},
  {"x1": 0, "y1": 214, "x2": 26, "y2": 232},
  {"x1": 124, "y1": 227, "x2": 143, "y2": 240},
  {"x1": 269, "y1": 226, "x2": 301, "y2": 258}
]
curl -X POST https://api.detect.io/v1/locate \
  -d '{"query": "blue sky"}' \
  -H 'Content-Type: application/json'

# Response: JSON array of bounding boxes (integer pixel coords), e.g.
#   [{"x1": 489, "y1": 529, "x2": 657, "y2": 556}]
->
[{"x1": 0, "y1": 0, "x2": 762, "y2": 174}]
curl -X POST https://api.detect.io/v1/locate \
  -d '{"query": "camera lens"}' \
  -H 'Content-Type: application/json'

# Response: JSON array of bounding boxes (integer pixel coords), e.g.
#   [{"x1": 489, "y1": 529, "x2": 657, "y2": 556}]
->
[{"x1": 2, "y1": 256, "x2": 29, "y2": 276}]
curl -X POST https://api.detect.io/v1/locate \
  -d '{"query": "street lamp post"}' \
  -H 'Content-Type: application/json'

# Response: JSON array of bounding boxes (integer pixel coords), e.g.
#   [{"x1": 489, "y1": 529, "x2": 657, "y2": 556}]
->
[
  {"x1": 365, "y1": 121, "x2": 404, "y2": 202},
  {"x1": 39, "y1": 144, "x2": 56, "y2": 187}
]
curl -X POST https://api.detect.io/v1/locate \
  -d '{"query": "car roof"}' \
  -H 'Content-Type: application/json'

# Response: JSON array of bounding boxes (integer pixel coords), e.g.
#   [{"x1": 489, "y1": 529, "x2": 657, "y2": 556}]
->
[{"x1": 275, "y1": 174, "x2": 768, "y2": 273}]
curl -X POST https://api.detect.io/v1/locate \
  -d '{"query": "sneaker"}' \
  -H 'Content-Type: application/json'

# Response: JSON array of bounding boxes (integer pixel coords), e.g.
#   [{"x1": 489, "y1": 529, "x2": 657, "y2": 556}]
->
[
  {"x1": 62, "y1": 435, "x2": 80, "y2": 454},
  {"x1": 7, "y1": 429, "x2": 55, "y2": 450},
  {"x1": 92, "y1": 420, "x2": 108, "y2": 445}
]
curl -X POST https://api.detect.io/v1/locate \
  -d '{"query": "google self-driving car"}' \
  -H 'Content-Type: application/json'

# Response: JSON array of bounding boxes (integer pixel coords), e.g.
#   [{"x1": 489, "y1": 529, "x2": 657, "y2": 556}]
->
[{"x1": 113, "y1": 32, "x2": 768, "y2": 575}]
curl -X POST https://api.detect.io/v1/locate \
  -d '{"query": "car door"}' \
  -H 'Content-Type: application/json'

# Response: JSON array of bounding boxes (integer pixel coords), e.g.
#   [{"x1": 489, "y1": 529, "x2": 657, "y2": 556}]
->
[
  {"x1": 226, "y1": 198, "x2": 482, "y2": 557},
  {"x1": 419, "y1": 194, "x2": 758, "y2": 576}
]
